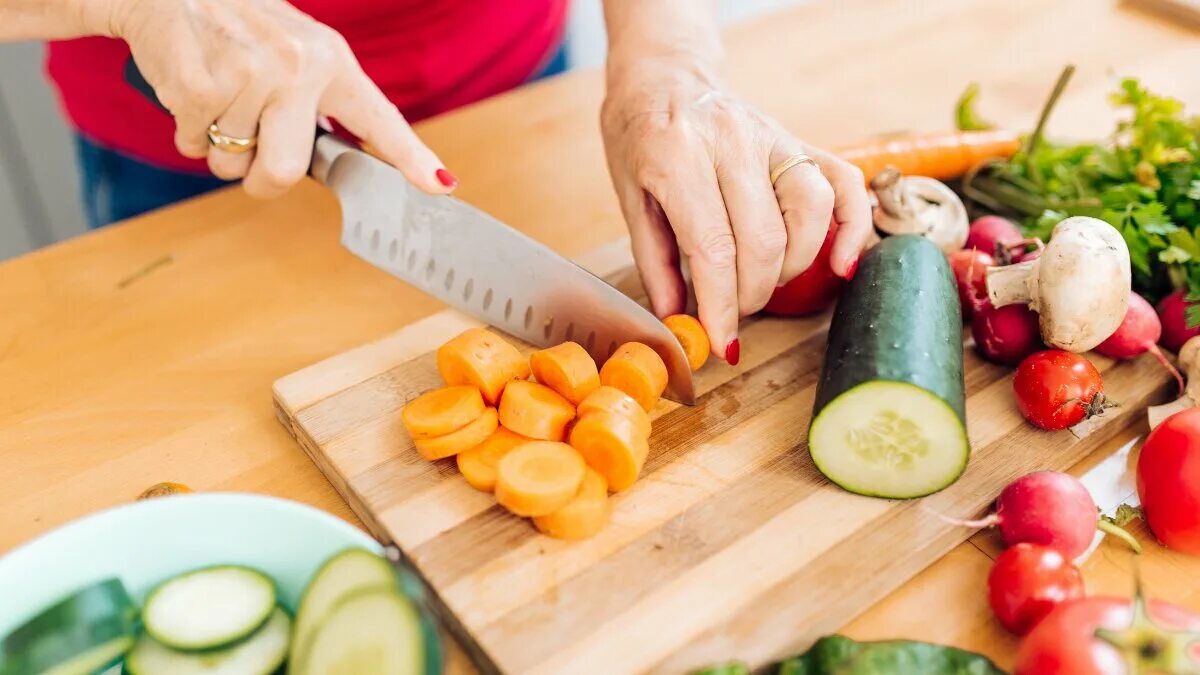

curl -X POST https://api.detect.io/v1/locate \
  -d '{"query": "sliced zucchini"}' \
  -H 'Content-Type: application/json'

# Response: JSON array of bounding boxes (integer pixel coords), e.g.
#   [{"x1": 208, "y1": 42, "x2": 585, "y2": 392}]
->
[
  {"x1": 296, "y1": 589, "x2": 424, "y2": 675},
  {"x1": 809, "y1": 234, "x2": 969, "y2": 499},
  {"x1": 125, "y1": 607, "x2": 291, "y2": 675},
  {"x1": 142, "y1": 566, "x2": 276, "y2": 652},
  {"x1": 0, "y1": 578, "x2": 137, "y2": 675},
  {"x1": 289, "y1": 548, "x2": 397, "y2": 670}
]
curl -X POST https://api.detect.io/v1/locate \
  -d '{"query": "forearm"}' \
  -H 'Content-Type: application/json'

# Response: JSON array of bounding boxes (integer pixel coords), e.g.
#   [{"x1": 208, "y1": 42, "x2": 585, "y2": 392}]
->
[
  {"x1": 0, "y1": 0, "x2": 116, "y2": 41},
  {"x1": 601, "y1": 0, "x2": 723, "y2": 84}
]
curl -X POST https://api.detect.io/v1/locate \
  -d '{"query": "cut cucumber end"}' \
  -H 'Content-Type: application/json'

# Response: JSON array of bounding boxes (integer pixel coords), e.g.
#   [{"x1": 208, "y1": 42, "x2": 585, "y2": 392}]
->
[
  {"x1": 809, "y1": 381, "x2": 969, "y2": 499},
  {"x1": 142, "y1": 565, "x2": 277, "y2": 652}
]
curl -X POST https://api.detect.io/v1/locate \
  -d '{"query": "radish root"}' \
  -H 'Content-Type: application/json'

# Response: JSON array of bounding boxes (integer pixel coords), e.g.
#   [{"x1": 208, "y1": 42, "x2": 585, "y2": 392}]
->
[
  {"x1": 933, "y1": 512, "x2": 1000, "y2": 530},
  {"x1": 1097, "y1": 519, "x2": 1143, "y2": 554},
  {"x1": 1146, "y1": 343, "x2": 1185, "y2": 396}
]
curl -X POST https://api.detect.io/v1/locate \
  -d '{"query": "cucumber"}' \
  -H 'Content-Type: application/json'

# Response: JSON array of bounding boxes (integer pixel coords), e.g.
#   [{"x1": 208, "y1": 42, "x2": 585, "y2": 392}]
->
[
  {"x1": 288, "y1": 548, "x2": 398, "y2": 671},
  {"x1": 125, "y1": 607, "x2": 291, "y2": 675},
  {"x1": 295, "y1": 589, "x2": 424, "y2": 675},
  {"x1": 0, "y1": 578, "x2": 137, "y2": 675},
  {"x1": 809, "y1": 234, "x2": 968, "y2": 499},
  {"x1": 142, "y1": 566, "x2": 276, "y2": 652}
]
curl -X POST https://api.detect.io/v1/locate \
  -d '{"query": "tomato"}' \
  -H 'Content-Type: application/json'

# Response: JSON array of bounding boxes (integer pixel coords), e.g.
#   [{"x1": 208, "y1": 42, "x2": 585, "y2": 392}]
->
[
  {"x1": 763, "y1": 218, "x2": 844, "y2": 316},
  {"x1": 987, "y1": 543, "x2": 1083, "y2": 635},
  {"x1": 1012, "y1": 350, "x2": 1107, "y2": 430},
  {"x1": 1137, "y1": 407, "x2": 1200, "y2": 555},
  {"x1": 1015, "y1": 596, "x2": 1200, "y2": 674},
  {"x1": 948, "y1": 248, "x2": 994, "y2": 320}
]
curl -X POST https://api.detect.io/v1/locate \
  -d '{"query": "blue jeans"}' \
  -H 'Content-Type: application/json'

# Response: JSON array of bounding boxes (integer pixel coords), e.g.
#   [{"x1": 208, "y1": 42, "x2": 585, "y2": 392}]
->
[{"x1": 75, "y1": 44, "x2": 569, "y2": 229}]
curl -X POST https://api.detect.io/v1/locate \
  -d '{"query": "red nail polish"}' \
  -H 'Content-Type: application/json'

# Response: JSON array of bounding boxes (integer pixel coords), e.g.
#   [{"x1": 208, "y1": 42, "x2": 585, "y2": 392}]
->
[
  {"x1": 435, "y1": 168, "x2": 458, "y2": 188},
  {"x1": 725, "y1": 339, "x2": 741, "y2": 366},
  {"x1": 844, "y1": 256, "x2": 860, "y2": 280}
]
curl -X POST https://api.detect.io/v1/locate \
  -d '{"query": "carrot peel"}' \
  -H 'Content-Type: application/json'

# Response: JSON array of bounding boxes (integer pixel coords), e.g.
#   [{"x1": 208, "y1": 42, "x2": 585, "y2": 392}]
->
[
  {"x1": 437, "y1": 328, "x2": 530, "y2": 405},
  {"x1": 599, "y1": 342, "x2": 668, "y2": 412},
  {"x1": 577, "y1": 386, "x2": 652, "y2": 439},
  {"x1": 498, "y1": 380, "x2": 577, "y2": 441},
  {"x1": 569, "y1": 411, "x2": 649, "y2": 492},
  {"x1": 530, "y1": 341, "x2": 601, "y2": 405}
]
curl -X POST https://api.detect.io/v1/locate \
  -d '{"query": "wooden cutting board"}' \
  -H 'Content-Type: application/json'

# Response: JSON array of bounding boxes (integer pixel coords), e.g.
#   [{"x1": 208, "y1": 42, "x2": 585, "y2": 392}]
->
[{"x1": 273, "y1": 239, "x2": 1173, "y2": 674}]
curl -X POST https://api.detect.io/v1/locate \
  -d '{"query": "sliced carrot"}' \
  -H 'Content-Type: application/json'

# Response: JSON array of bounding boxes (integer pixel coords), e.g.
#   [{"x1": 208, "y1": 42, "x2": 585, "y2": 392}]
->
[
  {"x1": 533, "y1": 468, "x2": 609, "y2": 540},
  {"x1": 663, "y1": 315, "x2": 710, "y2": 371},
  {"x1": 413, "y1": 407, "x2": 497, "y2": 461},
  {"x1": 568, "y1": 410, "x2": 650, "y2": 492},
  {"x1": 497, "y1": 380, "x2": 576, "y2": 441},
  {"x1": 401, "y1": 385, "x2": 486, "y2": 439},
  {"x1": 436, "y1": 328, "x2": 530, "y2": 405},
  {"x1": 495, "y1": 441, "x2": 586, "y2": 517},
  {"x1": 577, "y1": 386, "x2": 651, "y2": 439},
  {"x1": 530, "y1": 342, "x2": 600, "y2": 405},
  {"x1": 456, "y1": 426, "x2": 530, "y2": 492},
  {"x1": 599, "y1": 342, "x2": 668, "y2": 412}
]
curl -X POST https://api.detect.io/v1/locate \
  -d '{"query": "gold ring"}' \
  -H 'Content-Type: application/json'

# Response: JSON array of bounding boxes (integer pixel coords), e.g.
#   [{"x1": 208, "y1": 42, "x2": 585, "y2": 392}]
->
[
  {"x1": 769, "y1": 153, "x2": 820, "y2": 186},
  {"x1": 207, "y1": 123, "x2": 257, "y2": 154}
]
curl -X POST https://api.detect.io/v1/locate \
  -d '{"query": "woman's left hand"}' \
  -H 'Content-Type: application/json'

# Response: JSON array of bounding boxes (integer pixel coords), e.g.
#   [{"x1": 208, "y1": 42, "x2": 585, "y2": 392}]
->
[{"x1": 601, "y1": 58, "x2": 872, "y2": 361}]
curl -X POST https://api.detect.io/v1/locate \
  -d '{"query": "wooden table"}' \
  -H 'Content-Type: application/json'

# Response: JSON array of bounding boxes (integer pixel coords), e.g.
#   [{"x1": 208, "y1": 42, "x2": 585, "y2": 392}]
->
[{"x1": 2, "y1": 0, "x2": 1198, "y2": 670}]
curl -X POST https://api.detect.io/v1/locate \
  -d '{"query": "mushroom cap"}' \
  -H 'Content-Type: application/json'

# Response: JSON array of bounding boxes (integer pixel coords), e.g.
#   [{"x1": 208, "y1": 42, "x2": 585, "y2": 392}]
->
[
  {"x1": 1032, "y1": 216, "x2": 1131, "y2": 352},
  {"x1": 872, "y1": 175, "x2": 968, "y2": 254}
]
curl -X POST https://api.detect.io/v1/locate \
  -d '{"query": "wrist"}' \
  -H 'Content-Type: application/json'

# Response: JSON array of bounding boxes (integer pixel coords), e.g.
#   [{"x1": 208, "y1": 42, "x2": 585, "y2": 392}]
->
[{"x1": 61, "y1": 0, "x2": 124, "y2": 37}]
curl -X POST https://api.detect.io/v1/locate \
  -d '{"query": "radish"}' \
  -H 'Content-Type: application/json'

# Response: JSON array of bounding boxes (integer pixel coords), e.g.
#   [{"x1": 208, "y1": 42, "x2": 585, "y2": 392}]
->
[
  {"x1": 1094, "y1": 292, "x2": 1184, "y2": 394},
  {"x1": 971, "y1": 301, "x2": 1043, "y2": 365},
  {"x1": 946, "y1": 471, "x2": 1139, "y2": 558},
  {"x1": 1156, "y1": 289, "x2": 1200, "y2": 353},
  {"x1": 948, "y1": 248, "x2": 994, "y2": 320},
  {"x1": 966, "y1": 215, "x2": 1022, "y2": 257}
]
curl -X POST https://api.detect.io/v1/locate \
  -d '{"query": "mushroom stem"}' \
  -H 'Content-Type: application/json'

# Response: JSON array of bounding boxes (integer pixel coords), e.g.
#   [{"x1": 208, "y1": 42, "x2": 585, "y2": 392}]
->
[
  {"x1": 871, "y1": 167, "x2": 920, "y2": 231},
  {"x1": 986, "y1": 260, "x2": 1037, "y2": 308}
]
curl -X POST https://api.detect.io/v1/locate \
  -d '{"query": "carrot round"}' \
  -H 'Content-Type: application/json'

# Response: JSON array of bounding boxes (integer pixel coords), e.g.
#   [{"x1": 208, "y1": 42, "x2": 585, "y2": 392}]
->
[
  {"x1": 568, "y1": 410, "x2": 650, "y2": 492},
  {"x1": 436, "y1": 328, "x2": 530, "y2": 405},
  {"x1": 401, "y1": 385, "x2": 486, "y2": 439},
  {"x1": 599, "y1": 342, "x2": 668, "y2": 412},
  {"x1": 577, "y1": 386, "x2": 651, "y2": 439},
  {"x1": 530, "y1": 342, "x2": 600, "y2": 405},
  {"x1": 663, "y1": 315, "x2": 710, "y2": 371},
  {"x1": 497, "y1": 380, "x2": 576, "y2": 441},
  {"x1": 495, "y1": 441, "x2": 586, "y2": 517},
  {"x1": 413, "y1": 407, "x2": 497, "y2": 461},
  {"x1": 456, "y1": 426, "x2": 530, "y2": 492},
  {"x1": 836, "y1": 129, "x2": 1022, "y2": 183},
  {"x1": 533, "y1": 468, "x2": 609, "y2": 540}
]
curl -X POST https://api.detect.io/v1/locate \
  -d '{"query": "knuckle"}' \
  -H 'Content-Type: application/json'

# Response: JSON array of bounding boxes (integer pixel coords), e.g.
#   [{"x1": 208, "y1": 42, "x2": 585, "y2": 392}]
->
[
  {"x1": 695, "y1": 230, "x2": 737, "y2": 269},
  {"x1": 257, "y1": 160, "x2": 305, "y2": 190},
  {"x1": 747, "y1": 225, "x2": 787, "y2": 263}
]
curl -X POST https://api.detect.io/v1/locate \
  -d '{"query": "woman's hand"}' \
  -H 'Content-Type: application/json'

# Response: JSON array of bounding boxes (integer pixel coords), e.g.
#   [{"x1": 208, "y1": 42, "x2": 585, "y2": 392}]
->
[{"x1": 106, "y1": 0, "x2": 454, "y2": 197}]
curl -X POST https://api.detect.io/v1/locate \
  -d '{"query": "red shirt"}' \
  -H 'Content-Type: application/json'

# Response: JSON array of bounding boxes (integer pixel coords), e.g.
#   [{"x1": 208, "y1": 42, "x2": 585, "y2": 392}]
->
[{"x1": 46, "y1": 1, "x2": 567, "y2": 173}]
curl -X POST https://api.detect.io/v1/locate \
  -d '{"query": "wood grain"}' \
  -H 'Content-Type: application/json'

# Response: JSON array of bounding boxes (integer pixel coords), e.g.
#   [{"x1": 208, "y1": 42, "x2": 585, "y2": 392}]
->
[{"x1": 275, "y1": 239, "x2": 1174, "y2": 672}]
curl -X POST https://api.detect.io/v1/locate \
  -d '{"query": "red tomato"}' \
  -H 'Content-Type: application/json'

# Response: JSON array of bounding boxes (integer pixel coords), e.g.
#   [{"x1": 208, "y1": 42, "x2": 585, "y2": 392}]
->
[
  {"x1": 1015, "y1": 596, "x2": 1200, "y2": 674},
  {"x1": 1137, "y1": 407, "x2": 1200, "y2": 555},
  {"x1": 763, "y1": 218, "x2": 844, "y2": 316},
  {"x1": 1012, "y1": 350, "x2": 1106, "y2": 430},
  {"x1": 947, "y1": 248, "x2": 994, "y2": 320},
  {"x1": 987, "y1": 543, "x2": 1084, "y2": 635}
]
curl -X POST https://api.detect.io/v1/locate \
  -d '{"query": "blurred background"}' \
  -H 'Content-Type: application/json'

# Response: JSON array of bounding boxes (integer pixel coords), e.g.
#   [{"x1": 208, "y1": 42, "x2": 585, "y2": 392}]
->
[{"x1": 0, "y1": 0, "x2": 803, "y2": 262}]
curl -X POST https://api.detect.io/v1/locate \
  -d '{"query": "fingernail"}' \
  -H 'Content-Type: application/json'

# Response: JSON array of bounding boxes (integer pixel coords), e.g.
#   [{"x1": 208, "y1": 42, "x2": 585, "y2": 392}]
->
[
  {"x1": 725, "y1": 338, "x2": 741, "y2": 366},
  {"x1": 436, "y1": 168, "x2": 458, "y2": 188},
  {"x1": 844, "y1": 256, "x2": 860, "y2": 280}
]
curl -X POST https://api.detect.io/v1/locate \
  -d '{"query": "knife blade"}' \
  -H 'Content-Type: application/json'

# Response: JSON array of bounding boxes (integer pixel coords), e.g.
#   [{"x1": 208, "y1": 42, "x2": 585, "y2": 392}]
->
[{"x1": 311, "y1": 134, "x2": 696, "y2": 404}]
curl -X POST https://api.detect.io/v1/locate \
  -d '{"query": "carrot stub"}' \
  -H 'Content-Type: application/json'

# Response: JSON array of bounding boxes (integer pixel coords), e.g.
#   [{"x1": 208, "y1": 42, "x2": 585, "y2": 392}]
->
[
  {"x1": 599, "y1": 342, "x2": 668, "y2": 412},
  {"x1": 568, "y1": 411, "x2": 650, "y2": 492},
  {"x1": 530, "y1": 341, "x2": 600, "y2": 405},
  {"x1": 457, "y1": 426, "x2": 530, "y2": 492},
  {"x1": 436, "y1": 328, "x2": 530, "y2": 405},
  {"x1": 577, "y1": 386, "x2": 651, "y2": 439},
  {"x1": 533, "y1": 468, "x2": 609, "y2": 540},
  {"x1": 495, "y1": 441, "x2": 587, "y2": 517},
  {"x1": 497, "y1": 380, "x2": 576, "y2": 441},
  {"x1": 413, "y1": 407, "x2": 498, "y2": 461},
  {"x1": 401, "y1": 385, "x2": 486, "y2": 439},
  {"x1": 663, "y1": 315, "x2": 710, "y2": 371}
]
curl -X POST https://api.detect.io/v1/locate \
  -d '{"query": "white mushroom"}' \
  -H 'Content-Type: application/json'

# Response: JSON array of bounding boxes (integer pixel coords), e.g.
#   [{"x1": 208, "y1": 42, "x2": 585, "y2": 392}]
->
[
  {"x1": 1147, "y1": 336, "x2": 1200, "y2": 429},
  {"x1": 870, "y1": 166, "x2": 968, "y2": 254},
  {"x1": 985, "y1": 216, "x2": 1131, "y2": 353}
]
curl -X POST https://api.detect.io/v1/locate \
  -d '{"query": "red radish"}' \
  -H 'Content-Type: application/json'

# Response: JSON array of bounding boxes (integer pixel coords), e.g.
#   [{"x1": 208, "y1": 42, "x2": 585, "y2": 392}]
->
[
  {"x1": 763, "y1": 218, "x2": 844, "y2": 316},
  {"x1": 1157, "y1": 289, "x2": 1200, "y2": 353},
  {"x1": 988, "y1": 543, "x2": 1084, "y2": 635},
  {"x1": 947, "y1": 470, "x2": 1139, "y2": 559},
  {"x1": 948, "y1": 248, "x2": 993, "y2": 320},
  {"x1": 972, "y1": 301, "x2": 1043, "y2": 365},
  {"x1": 1095, "y1": 293, "x2": 1184, "y2": 394},
  {"x1": 966, "y1": 215, "x2": 1022, "y2": 257},
  {"x1": 1138, "y1": 407, "x2": 1200, "y2": 555}
]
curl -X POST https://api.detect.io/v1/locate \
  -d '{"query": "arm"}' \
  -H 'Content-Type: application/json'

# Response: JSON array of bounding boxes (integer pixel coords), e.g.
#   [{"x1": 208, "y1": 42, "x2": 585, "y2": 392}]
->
[
  {"x1": 0, "y1": 0, "x2": 113, "y2": 40},
  {"x1": 601, "y1": 0, "x2": 872, "y2": 361}
]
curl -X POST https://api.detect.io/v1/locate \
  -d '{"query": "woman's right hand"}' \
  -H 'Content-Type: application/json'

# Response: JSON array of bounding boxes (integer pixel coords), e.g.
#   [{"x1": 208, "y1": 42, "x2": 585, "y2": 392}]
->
[{"x1": 107, "y1": 0, "x2": 455, "y2": 197}]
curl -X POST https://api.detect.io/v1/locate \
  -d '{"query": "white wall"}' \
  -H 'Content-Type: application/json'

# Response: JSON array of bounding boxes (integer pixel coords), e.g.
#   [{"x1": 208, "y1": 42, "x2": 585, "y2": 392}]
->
[{"x1": 0, "y1": 0, "x2": 806, "y2": 261}]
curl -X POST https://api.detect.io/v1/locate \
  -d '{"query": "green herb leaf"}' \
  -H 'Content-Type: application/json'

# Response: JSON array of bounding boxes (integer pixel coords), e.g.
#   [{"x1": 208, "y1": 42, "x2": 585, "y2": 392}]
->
[
  {"x1": 773, "y1": 636, "x2": 1005, "y2": 675},
  {"x1": 955, "y1": 82, "x2": 995, "y2": 132},
  {"x1": 1188, "y1": 180, "x2": 1200, "y2": 201}
]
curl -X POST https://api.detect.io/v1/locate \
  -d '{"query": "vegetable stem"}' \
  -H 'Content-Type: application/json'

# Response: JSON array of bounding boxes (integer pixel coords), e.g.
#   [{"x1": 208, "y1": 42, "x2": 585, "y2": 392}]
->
[
  {"x1": 1025, "y1": 65, "x2": 1077, "y2": 185},
  {"x1": 1097, "y1": 518, "x2": 1143, "y2": 554}
]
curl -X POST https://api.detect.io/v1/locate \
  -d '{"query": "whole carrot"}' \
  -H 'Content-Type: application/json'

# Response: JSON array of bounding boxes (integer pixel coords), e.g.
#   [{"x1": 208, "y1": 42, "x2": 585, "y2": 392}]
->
[{"x1": 836, "y1": 129, "x2": 1021, "y2": 183}]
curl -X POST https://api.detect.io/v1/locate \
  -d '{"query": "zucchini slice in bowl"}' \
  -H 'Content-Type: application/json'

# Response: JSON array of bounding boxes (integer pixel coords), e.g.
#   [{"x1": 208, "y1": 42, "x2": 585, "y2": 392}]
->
[
  {"x1": 125, "y1": 606, "x2": 291, "y2": 675},
  {"x1": 0, "y1": 578, "x2": 136, "y2": 675},
  {"x1": 294, "y1": 588, "x2": 424, "y2": 675},
  {"x1": 142, "y1": 565, "x2": 276, "y2": 651}
]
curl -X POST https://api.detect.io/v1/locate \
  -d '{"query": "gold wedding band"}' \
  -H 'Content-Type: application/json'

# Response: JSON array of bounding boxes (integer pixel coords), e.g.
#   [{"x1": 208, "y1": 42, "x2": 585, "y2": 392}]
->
[
  {"x1": 769, "y1": 153, "x2": 819, "y2": 186},
  {"x1": 207, "y1": 123, "x2": 257, "y2": 154}
]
